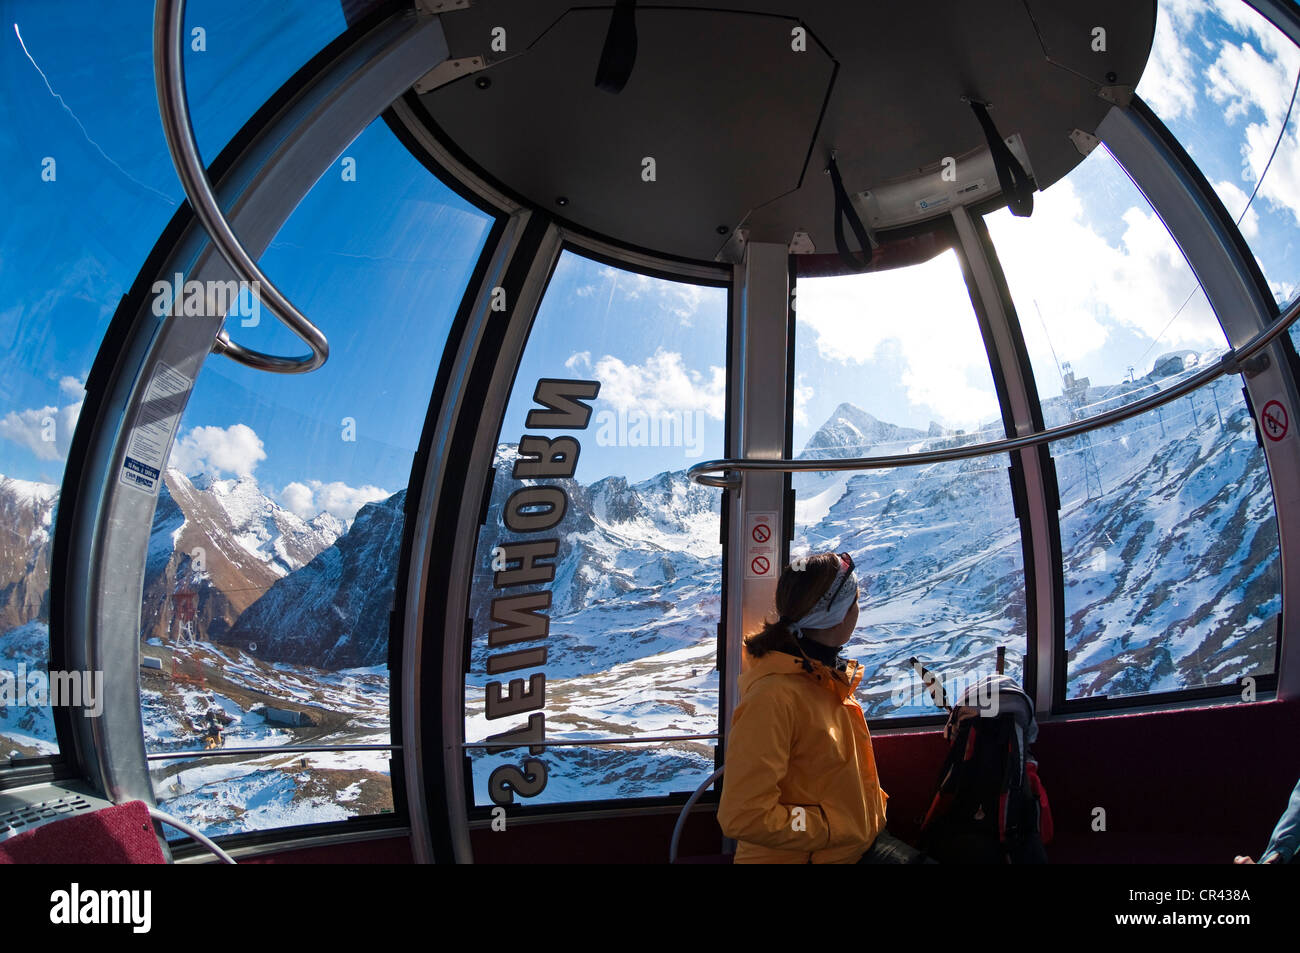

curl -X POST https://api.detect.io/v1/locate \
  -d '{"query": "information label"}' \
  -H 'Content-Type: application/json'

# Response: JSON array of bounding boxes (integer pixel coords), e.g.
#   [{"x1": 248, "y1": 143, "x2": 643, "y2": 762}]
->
[
  {"x1": 745, "y1": 511, "x2": 778, "y2": 579},
  {"x1": 119, "y1": 362, "x2": 192, "y2": 495}
]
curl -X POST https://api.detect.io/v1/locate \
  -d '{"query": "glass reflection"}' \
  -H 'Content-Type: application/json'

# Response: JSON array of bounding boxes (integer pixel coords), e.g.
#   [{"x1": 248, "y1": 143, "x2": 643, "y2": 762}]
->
[
  {"x1": 465, "y1": 251, "x2": 727, "y2": 806},
  {"x1": 0, "y1": 0, "x2": 345, "y2": 767}
]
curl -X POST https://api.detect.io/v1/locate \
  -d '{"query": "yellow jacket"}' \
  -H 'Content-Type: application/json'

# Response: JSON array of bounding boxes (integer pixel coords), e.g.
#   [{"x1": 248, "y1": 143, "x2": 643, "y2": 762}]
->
[{"x1": 718, "y1": 648, "x2": 889, "y2": 863}]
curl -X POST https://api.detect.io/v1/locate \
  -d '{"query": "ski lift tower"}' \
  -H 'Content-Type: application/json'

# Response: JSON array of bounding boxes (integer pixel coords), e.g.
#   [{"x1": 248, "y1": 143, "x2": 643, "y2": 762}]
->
[
  {"x1": 173, "y1": 589, "x2": 198, "y2": 646},
  {"x1": 1062, "y1": 363, "x2": 1104, "y2": 501}
]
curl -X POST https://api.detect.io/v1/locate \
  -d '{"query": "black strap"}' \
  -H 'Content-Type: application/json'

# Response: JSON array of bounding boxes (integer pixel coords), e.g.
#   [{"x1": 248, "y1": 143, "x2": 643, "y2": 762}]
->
[
  {"x1": 968, "y1": 100, "x2": 1034, "y2": 217},
  {"x1": 827, "y1": 153, "x2": 873, "y2": 271},
  {"x1": 595, "y1": 0, "x2": 638, "y2": 94}
]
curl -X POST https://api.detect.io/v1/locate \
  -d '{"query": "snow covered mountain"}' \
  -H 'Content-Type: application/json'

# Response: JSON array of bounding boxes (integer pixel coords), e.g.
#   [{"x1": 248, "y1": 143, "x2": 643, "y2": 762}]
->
[
  {"x1": 791, "y1": 369, "x2": 1277, "y2": 712},
  {"x1": 799, "y1": 403, "x2": 933, "y2": 459},
  {"x1": 0, "y1": 621, "x2": 57, "y2": 760},
  {"x1": 1051, "y1": 377, "x2": 1277, "y2": 698},
  {"x1": 465, "y1": 448, "x2": 722, "y2": 682},
  {"x1": 0, "y1": 468, "x2": 345, "y2": 653},
  {"x1": 224, "y1": 491, "x2": 406, "y2": 668},
  {"x1": 0, "y1": 476, "x2": 57, "y2": 634},
  {"x1": 138, "y1": 470, "x2": 344, "y2": 645}
]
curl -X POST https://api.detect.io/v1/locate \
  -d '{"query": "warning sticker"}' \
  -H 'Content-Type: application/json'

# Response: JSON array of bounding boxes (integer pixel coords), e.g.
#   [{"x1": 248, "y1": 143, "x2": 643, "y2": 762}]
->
[
  {"x1": 1261, "y1": 399, "x2": 1289, "y2": 443},
  {"x1": 745, "y1": 511, "x2": 778, "y2": 579},
  {"x1": 119, "y1": 362, "x2": 192, "y2": 495}
]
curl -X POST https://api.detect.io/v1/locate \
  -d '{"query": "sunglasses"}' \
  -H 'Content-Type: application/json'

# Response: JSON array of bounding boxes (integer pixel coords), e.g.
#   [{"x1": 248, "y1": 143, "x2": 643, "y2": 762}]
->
[{"x1": 824, "y1": 552, "x2": 857, "y2": 606}]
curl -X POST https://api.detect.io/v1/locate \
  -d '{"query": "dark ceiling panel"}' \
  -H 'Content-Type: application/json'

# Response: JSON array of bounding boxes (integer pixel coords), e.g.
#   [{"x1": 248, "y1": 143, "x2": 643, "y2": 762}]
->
[{"x1": 417, "y1": 1, "x2": 1157, "y2": 262}]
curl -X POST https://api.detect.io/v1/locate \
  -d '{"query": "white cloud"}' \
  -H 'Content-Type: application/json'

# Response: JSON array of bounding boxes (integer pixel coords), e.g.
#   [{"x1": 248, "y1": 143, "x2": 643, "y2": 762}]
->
[
  {"x1": 800, "y1": 173, "x2": 1231, "y2": 424},
  {"x1": 793, "y1": 375, "x2": 813, "y2": 426},
  {"x1": 1149, "y1": 0, "x2": 1300, "y2": 227},
  {"x1": 58, "y1": 376, "x2": 83, "y2": 398},
  {"x1": 987, "y1": 177, "x2": 1224, "y2": 373},
  {"x1": 797, "y1": 250, "x2": 1002, "y2": 430},
  {"x1": 0, "y1": 394, "x2": 82, "y2": 461},
  {"x1": 1248, "y1": 112, "x2": 1300, "y2": 228},
  {"x1": 1139, "y1": 0, "x2": 1203, "y2": 121},
  {"x1": 583, "y1": 264, "x2": 711, "y2": 324},
  {"x1": 170, "y1": 424, "x2": 266, "y2": 479},
  {"x1": 1212, "y1": 179, "x2": 1260, "y2": 237},
  {"x1": 280, "y1": 481, "x2": 316, "y2": 517},
  {"x1": 567, "y1": 348, "x2": 725, "y2": 420},
  {"x1": 278, "y1": 479, "x2": 389, "y2": 523},
  {"x1": 1206, "y1": 2, "x2": 1300, "y2": 229}
]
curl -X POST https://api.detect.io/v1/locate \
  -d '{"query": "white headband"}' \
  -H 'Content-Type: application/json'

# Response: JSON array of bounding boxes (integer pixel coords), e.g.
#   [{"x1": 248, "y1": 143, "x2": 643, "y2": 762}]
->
[{"x1": 786, "y1": 562, "x2": 859, "y2": 637}]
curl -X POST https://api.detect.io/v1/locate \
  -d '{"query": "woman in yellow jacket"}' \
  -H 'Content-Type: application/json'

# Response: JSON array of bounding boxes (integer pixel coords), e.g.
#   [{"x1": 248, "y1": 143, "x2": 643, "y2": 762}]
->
[{"x1": 718, "y1": 551, "x2": 932, "y2": 864}]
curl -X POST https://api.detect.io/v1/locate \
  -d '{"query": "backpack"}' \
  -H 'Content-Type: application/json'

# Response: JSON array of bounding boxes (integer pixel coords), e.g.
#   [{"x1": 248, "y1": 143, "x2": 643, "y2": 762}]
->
[{"x1": 918, "y1": 674, "x2": 1052, "y2": 864}]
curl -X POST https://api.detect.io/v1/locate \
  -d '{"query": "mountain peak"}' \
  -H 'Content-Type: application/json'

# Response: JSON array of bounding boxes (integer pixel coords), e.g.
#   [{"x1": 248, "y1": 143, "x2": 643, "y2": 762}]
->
[
  {"x1": 801, "y1": 402, "x2": 926, "y2": 459},
  {"x1": 0, "y1": 475, "x2": 58, "y2": 507}
]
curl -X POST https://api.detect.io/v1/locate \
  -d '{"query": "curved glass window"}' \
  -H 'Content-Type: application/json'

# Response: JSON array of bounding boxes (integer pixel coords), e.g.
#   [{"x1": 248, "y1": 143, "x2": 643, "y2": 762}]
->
[
  {"x1": 1138, "y1": 0, "x2": 1300, "y2": 315},
  {"x1": 792, "y1": 249, "x2": 1026, "y2": 719},
  {"x1": 1052, "y1": 384, "x2": 1279, "y2": 700},
  {"x1": 465, "y1": 250, "x2": 727, "y2": 808},
  {"x1": 140, "y1": 118, "x2": 494, "y2": 837},
  {"x1": 1, "y1": 0, "x2": 343, "y2": 771},
  {"x1": 988, "y1": 144, "x2": 1281, "y2": 702}
]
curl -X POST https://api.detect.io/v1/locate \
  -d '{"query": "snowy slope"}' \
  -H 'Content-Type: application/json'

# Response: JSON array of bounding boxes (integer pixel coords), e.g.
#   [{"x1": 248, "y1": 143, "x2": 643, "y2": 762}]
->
[
  {"x1": 138, "y1": 470, "x2": 344, "y2": 647},
  {"x1": 223, "y1": 491, "x2": 406, "y2": 668},
  {"x1": 0, "y1": 621, "x2": 57, "y2": 759}
]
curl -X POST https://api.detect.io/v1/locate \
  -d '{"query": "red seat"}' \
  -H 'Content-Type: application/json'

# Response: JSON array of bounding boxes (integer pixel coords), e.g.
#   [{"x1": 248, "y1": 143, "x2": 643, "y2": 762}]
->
[{"x1": 0, "y1": 800, "x2": 165, "y2": 864}]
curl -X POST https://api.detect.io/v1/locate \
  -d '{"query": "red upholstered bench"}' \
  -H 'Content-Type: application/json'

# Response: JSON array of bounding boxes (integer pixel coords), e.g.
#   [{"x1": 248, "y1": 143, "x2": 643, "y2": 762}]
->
[{"x1": 0, "y1": 800, "x2": 166, "y2": 864}]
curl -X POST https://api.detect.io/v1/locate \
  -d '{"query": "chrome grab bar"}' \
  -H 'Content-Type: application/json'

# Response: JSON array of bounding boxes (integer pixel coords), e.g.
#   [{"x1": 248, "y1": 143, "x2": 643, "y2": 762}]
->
[
  {"x1": 153, "y1": 0, "x2": 329, "y2": 373},
  {"x1": 460, "y1": 732, "x2": 720, "y2": 750},
  {"x1": 690, "y1": 296, "x2": 1300, "y2": 488},
  {"x1": 669, "y1": 766, "x2": 724, "y2": 864},
  {"x1": 145, "y1": 743, "x2": 398, "y2": 761},
  {"x1": 145, "y1": 805, "x2": 237, "y2": 863}
]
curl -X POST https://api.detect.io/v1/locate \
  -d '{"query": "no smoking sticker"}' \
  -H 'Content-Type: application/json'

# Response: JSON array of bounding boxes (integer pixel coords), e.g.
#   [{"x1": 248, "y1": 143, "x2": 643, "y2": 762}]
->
[
  {"x1": 1261, "y1": 399, "x2": 1289, "y2": 442},
  {"x1": 745, "y1": 511, "x2": 778, "y2": 579}
]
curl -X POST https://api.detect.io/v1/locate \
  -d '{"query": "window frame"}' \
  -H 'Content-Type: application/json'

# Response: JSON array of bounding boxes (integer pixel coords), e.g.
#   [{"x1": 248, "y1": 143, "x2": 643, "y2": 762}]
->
[
  {"x1": 790, "y1": 214, "x2": 1040, "y2": 732},
  {"x1": 456, "y1": 235, "x2": 734, "y2": 826}
]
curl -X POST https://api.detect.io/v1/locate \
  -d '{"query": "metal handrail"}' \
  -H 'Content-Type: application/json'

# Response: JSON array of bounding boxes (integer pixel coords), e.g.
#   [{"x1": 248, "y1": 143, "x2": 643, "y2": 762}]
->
[
  {"x1": 146, "y1": 805, "x2": 237, "y2": 863},
  {"x1": 146, "y1": 743, "x2": 397, "y2": 761},
  {"x1": 154, "y1": 0, "x2": 329, "y2": 373},
  {"x1": 669, "y1": 765, "x2": 724, "y2": 864},
  {"x1": 461, "y1": 732, "x2": 720, "y2": 750},
  {"x1": 689, "y1": 296, "x2": 1300, "y2": 488}
]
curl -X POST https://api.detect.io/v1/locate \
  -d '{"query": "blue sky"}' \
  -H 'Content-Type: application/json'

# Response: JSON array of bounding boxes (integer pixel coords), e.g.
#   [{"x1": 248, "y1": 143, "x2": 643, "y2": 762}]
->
[
  {"x1": 0, "y1": 0, "x2": 493, "y2": 517},
  {"x1": 497, "y1": 252, "x2": 728, "y2": 484},
  {"x1": 3, "y1": 0, "x2": 1299, "y2": 506}
]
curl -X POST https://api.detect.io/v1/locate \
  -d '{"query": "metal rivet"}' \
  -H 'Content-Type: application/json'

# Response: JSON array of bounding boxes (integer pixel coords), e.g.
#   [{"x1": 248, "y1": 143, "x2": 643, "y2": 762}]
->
[
  {"x1": 555, "y1": 196, "x2": 569, "y2": 207},
  {"x1": 1105, "y1": 71, "x2": 1117, "y2": 83},
  {"x1": 716, "y1": 225, "x2": 729, "y2": 235},
  {"x1": 475, "y1": 76, "x2": 491, "y2": 90}
]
